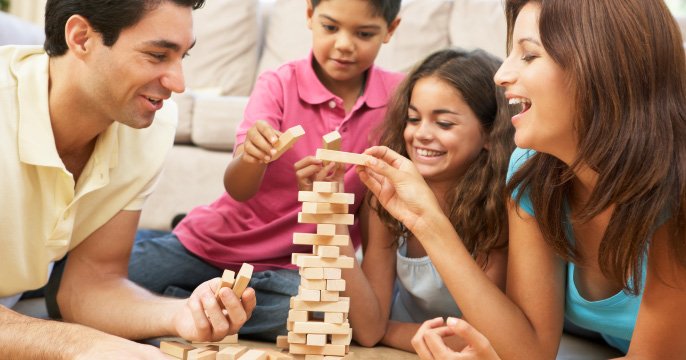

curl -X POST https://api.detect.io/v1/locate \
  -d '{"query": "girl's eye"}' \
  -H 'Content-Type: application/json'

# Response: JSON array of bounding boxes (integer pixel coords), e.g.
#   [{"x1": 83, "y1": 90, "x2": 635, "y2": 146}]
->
[
  {"x1": 406, "y1": 117, "x2": 420, "y2": 124},
  {"x1": 322, "y1": 24, "x2": 337, "y2": 32},
  {"x1": 437, "y1": 121, "x2": 455, "y2": 129},
  {"x1": 521, "y1": 53, "x2": 538, "y2": 62}
]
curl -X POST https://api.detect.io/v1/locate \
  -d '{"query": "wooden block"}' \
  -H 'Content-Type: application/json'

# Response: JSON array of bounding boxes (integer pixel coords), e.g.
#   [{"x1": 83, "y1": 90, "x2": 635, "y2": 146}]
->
[
  {"x1": 296, "y1": 255, "x2": 354, "y2": 269},
  {"x1": 292, "y1": 298, "x2": 350, "y2": 313},
  {"x1": 323, "y1": 354, "x2": 354, "y2": 360},
  {"x1": 272, "y1": 125, "x2": 305, "y2": 161},
  {"x1": 256, "y1": 348, "x2": 294, "y2": 360},
  {"x1": 288, "y1": 331, "x2": 307, "y2": 344},
  {"x1": 324, "y1": 312, "x2": 345, "y2": 324},
  {"x1": 288, "y1": 309, "x2": 310, "y2": 322},
  {"x1": 189, "y1": 347, "x2": 219, "y2": 360},
  {"x1": 316, "y1": 224, "x2": 337, "y2": 236},
  {"x1": 298, "y1": 213, "x2": 354, "y2": 225},
  {"x1": 323, "y1": 268, "x2": 342, "y2": 280},
  {"x1": 298, "y1": 191, "x2": 354, "y2": 204},
  {"x1": 160, "y1": 340, "x2": 195, "y2": 359},
  {"x1": 306, "y1": 333, "x2": 327, "y2": 346},
  {"x1": 215, "y1": 269, "x2": 236, "y2": 301},
  {"x1": 320, "y1": 290, "x2": 339, "y2": 302},
  {"x1": 232, "y1": 263, "x2": 254, "y2": 298},
  {"x1": 289, "y1": 343, "x2": 347, "y2": 356},
  {"x1": 300, "y1": 278, "x2": 327, "y2": 290},
  {"x1": 301, "y1": 202, "x2": 349, "y2": 215},
  {"x1": 216, "y1": 334, "x2": 239, "y2": 344},
  {"x1": 275, "y1": 335, "x2": 290, "y2": 349},
  {"x1": 298, "y1": 287, "x2": 321, "y2": 301},
  {"x1": 330, "y1": 332, "x2": 352, "y2": 345},
  {"x1": 326, "y1": 279, "x2": 345, "y2": 291},
  {"x1": 299, "y1": 267, "x2": 324, "y2": 279},
  {"x1": 238, "y1": 349, "x2": 268, "y2": 360},
  {"x1": 322, "y1": 131, "x2": 342, "y2": 151},
  {"x1": 293, "y1": 233, "x2": 350, "y2": 246},
  {"x1": 315, "y1": 149, "x2": 373, "y2": 166},
  {"x1": 316, "y1": 246, "x2": 340, "y2": 258},
  {"x1": 304, "y1": 356, "x2": 324, "y2": 360},
  {"x1": 312, "y1": 181, "x2": 338, "y2": 193},
  {"x1": 217, "y1": 345, "x2": 248, "y2": 360},
  {"x1": 292, "y1": 321, "x2": 351, "y2": 335}
]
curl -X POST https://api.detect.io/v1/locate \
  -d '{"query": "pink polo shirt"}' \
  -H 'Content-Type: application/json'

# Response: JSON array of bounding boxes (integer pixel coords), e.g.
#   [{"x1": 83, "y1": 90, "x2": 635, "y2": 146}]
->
[{"x1": 175, "y1": 54, "x2": 403, "y2": 272}]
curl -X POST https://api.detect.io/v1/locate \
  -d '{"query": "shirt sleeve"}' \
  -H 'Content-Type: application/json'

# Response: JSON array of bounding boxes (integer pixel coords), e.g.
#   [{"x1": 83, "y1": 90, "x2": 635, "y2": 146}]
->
[
  {"x1": 507, "y1": 147, "x2": 536, "y2": 216},
  {"x1": 234, "y1": 70, "x2": 286, "y2": 150}
]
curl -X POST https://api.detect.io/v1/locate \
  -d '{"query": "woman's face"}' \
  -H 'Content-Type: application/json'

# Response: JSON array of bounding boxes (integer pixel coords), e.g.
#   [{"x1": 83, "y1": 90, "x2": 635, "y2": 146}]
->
[{"x1": 494, "y1": 2, "x2": 577, "y2": 162}]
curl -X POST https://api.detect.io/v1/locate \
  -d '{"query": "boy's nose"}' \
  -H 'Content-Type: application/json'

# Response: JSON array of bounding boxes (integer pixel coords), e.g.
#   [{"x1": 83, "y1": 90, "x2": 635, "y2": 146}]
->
[{"x1": 334, "y1": 32, "x2": 354, "y2": 53}]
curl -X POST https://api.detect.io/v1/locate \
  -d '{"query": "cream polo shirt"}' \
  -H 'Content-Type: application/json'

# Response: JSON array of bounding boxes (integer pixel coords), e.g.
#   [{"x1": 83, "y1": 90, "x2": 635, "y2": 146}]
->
[{"x1": 0, "y1": 45, "x2": 177, "y2": 296}]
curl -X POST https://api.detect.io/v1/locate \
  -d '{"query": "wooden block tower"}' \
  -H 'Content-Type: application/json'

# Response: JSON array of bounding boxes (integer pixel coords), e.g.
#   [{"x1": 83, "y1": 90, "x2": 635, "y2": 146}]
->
[{"x1": 279, "y1": 180, "x2": 355, "y2": 359}]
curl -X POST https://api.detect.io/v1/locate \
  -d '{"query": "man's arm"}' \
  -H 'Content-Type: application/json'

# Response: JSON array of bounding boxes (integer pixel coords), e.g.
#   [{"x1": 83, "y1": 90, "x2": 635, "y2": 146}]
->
[
  {"x1": 0, "y1": 305, "x2": 166, "y2": 359},
  {"x1": 57, "y1": 209, "x2": 255, "y2": 341}
]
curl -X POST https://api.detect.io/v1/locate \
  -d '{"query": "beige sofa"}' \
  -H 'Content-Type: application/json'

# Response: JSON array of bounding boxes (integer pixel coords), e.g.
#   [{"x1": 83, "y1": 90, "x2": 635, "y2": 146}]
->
[{"x1": 2, "y1": 1, "x2": 628, "y2": 357}]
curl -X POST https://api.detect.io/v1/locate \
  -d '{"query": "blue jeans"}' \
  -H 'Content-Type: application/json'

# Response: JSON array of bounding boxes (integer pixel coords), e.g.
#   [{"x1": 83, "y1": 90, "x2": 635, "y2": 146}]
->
[{"x1": 128, "y1": 230, "x2": 299, "y2": 341}]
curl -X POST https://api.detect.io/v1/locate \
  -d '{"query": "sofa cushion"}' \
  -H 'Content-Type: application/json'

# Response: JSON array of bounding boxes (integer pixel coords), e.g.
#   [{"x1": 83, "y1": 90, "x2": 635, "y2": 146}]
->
[
  {"x1": 191, "y1": 95, "x2": 248, "y2": 151},
  {"x1": 257, "y1": 0, "x2": 453, "y2": 76},
  {"x1": 183, "y1": 0, "x2": 259, "y2": 96},
  {"x1": 0, "y1": 12, "x2": 45, "y2": 46},
  {"x1": 449, "y1": 0, "x2": 507, "y2": 59}
]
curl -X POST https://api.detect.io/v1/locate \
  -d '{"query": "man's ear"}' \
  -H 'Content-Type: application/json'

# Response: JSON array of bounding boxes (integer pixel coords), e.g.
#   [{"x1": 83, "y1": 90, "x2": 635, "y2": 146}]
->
[
  {"x1": 64, "y1": 15, "x2": 96, "y2": 58},
  {"x1": 383, "y1": 17, "x2": 401, "y2": 43},
  {"x1": 306, "y1": 0, "x2": 314, "y2": 30}
]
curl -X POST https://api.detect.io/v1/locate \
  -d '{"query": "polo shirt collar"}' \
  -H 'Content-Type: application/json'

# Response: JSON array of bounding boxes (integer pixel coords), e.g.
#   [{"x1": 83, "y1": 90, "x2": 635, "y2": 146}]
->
[{"x1": 295, "y1": 52, "x2": 390, "y2": 109}]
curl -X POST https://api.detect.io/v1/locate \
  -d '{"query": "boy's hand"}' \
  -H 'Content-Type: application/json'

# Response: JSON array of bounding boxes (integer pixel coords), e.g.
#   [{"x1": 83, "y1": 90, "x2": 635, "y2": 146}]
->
[
  {"x1": 172, "y1": 277, "x2": 256, "y2": 342},
  {"x1": 242, "y1": 120, "x2": 281, "y2": 164},
  {"x1": 294, "y1": 156, "x2": 344, "y2": 191}
]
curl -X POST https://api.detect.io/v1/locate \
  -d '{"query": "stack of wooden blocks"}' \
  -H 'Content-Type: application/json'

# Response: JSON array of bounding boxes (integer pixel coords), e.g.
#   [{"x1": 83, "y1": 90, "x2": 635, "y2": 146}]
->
[{"x1": 276, "y1": 180, "x2": 355, "y2": 360}]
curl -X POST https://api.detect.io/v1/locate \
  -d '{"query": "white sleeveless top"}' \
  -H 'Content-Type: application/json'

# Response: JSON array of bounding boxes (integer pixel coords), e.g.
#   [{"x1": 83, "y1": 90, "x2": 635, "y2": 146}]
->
[{"x1": 390, "y1": 240, "x2": 462, "y2": 322}]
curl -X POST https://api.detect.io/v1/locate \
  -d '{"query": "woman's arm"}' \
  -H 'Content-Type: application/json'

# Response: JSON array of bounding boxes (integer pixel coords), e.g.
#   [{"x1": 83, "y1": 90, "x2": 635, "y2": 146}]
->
[{"x1": 623, "y1": 222, "x2": 686, "y2": 359}]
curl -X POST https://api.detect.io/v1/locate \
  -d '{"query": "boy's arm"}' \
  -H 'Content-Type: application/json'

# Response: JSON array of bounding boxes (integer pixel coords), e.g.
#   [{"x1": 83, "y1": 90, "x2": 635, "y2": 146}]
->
[{"x1": 224, "y1": 144, "x2": 269, "y2": 201}]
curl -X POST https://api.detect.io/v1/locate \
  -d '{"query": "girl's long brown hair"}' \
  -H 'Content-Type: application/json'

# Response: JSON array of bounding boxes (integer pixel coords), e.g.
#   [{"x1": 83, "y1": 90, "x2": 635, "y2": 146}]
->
[
  {"x1": 505, "y1": 0, "x2": 686, "y2": 294},
  {"x1": 373, "y1": 48, "x2": 515, "y2": 259}
]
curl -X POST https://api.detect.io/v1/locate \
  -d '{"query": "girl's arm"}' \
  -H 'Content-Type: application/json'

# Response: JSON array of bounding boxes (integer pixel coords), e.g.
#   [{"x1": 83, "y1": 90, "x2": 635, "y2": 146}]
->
[
  {"x1": 623, "y1": 222, "x2": 686, "y2": 359},
  {"x1": 341, "y1": 201, "x2": 397, "y2": 347}
]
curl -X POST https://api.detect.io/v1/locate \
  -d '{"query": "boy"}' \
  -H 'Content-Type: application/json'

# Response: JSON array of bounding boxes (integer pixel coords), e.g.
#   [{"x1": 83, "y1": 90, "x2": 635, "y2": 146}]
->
[{"x1": 129, "y1": 0, "x2": 402, "y2": 340}]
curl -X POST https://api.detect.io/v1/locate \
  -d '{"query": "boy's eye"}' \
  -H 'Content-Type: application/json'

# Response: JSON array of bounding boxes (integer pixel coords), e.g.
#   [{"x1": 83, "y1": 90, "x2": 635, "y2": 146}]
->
[
  {"x1": 358, "y1": 31, "x2": 375, "y2": 39},
  {"x1": 322, "y1": 24, "x2": 337, "y2": 32}
]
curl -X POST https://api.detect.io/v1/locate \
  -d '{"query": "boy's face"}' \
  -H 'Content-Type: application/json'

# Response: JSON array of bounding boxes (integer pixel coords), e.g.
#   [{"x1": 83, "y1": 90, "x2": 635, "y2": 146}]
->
[
  {"x1": 307, "y1": 0, "x2": 399, "y2": 88},
  {"x1": 82, "y1": 2, "x2": 195, "y2": 129}
]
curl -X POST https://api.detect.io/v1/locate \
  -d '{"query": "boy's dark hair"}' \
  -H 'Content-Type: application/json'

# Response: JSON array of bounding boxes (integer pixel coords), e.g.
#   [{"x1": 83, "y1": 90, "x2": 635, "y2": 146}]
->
[
  {"x1": 44, "y1": 0, "x2": 205, "y2": 56},
  {"x1": 311, "y1": 0, "x2": 400, "y2": 26}
]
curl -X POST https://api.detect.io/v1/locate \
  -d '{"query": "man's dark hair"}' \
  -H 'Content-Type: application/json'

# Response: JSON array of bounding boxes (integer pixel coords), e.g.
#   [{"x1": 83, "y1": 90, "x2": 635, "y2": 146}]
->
[
  {"x1": 44, "y1": 0, "x2": 205, "y2": 56},
  {"x1": 311, "y1": 0, "x2": 400, "y2": 26}
]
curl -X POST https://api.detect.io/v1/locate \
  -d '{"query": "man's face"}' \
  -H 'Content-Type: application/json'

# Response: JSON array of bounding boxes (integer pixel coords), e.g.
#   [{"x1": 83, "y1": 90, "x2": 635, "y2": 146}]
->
[{"x1": 85, "y1": 2, "x2": 195, "y2": 129}]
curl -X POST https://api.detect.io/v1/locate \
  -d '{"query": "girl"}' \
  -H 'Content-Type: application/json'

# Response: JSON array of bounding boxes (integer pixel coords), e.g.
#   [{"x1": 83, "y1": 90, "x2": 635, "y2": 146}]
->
[{"x1": 358, "y1": 0, "x2": 686, "y2": 358}]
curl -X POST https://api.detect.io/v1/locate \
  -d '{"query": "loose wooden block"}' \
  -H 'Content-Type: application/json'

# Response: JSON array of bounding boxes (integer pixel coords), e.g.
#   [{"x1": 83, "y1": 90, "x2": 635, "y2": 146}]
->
[
  {"x1": 232, "y1": 263, "x2": 254, "y2": 298},
  {"x1": 298, "y1": 286, "x2": 321, "y2": 301},
  {"x1": 292, "y1": 321, "x2": 351, "y2": 335},
  {"x1": 316, "y1": 224, "x2": 337, "y2": 236},
  {"x1": 289, "y1": 343, "x2": 347, "y2": 356},
  {"x1": 217, "y1": 345, "x2": 248, "y2": 360},
  {"x1": 275, "y1": 335, "x2": 290, "y2": 349},
  {"x1": 215, "y1": 269, "x2": 236, "y2": 304},
  {"x1": 293, "y1": 233, "x2": 350, "y2": 246},
  {"x1": 320, "y1": 290, "x2": 339, "y2": 302},
  {"x1": 216, "y1": 334, "x2": 239, "y2": 344},
  {"x1": 316, "y1": 246, "x2": 340, "y2": 258},
  {"x1": 298, "y1": 213, "x2": 354, "y2": 225},
  {"x1": 256, "y1": 348, "x2": 294, "y2": 360},
  {"x1": 292, "y1": 298, "x2": 350, "y2": 313},
  {"x1": 315, "y1": 149, "x2": 373, "y2": 166},
  {"x1": 238, "y1": 349, "x2": 268, "y2": 360},
  {"x1": 312, "y1": 181, "x2": 338, "y2": 193},
  {"x1": 288, "y1": 331, "x2": 307, "y2": 344},
  {"x1": 324, "y1": 312, "x2": 345, "y2": 324},
  {"x1": 189, "y1": 347, "x2": 219, "y2": 360},
  {"x1": 296, "y1": 255, "x2": 354, "y2": 269},
  {"x1": 304, "y1": 356, "x2": 324, "y2": 360},
  {"x1": 272, "y1": 125, "x2": 305, "y2": 161},
  {"x1": 322, "y1": 131, "x2": 342, "y2": 151},
  {"x1": 300, "y1": 278, "x2": 327, "y2": 290},
  {"x1": 323, "y1": 268, "x2": 342, "y2": 279},
  {"x1": 300, "y1": 202, "x2": 349, "y2": 215},
  {"x1": 306, "y1": 333, "x2": 327, "y2": 346},
  {"x1": 160, "y1": 340, "x2": 195, "y2": 359},
  {"x1": 299, "y1": 267, "x2": 324, "y2": 279},
  {"x1": 326, "y1": 279, "x2": 345, "y2": 291},
  {"x1": 298, "y1": 191, "x2": 354, "y2": 204}
]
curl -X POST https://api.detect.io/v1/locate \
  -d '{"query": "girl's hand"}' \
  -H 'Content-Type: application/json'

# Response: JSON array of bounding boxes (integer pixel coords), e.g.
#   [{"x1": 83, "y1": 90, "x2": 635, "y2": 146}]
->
[
  {"x1": 294, "y1": 156, "x2": 344, "y2": 191},
  {"x1": 241, "y1": 120, "x2": 281, "y2": 164},
  {"x1": 412, "y1": 317, "x2": 501, "y2": 360},
  {"x1": 356, "y1": 146, "x2": 441, "y2": 231}
]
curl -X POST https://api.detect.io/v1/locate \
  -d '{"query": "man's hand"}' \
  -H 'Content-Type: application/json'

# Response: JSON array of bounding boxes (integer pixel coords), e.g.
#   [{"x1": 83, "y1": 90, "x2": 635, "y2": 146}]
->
[{"x1": 172, "y1": 277, "x2": 256, "y2": 341}]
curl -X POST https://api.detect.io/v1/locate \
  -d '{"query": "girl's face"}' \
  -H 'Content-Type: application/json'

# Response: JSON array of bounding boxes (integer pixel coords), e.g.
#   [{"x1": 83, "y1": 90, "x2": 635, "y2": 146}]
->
[
  {"x1": 403, "y1": 76, "x2": 488, "y2": 184},
  {"x1": 494, "y1": 2, "x2": 577, "y2": 161}
]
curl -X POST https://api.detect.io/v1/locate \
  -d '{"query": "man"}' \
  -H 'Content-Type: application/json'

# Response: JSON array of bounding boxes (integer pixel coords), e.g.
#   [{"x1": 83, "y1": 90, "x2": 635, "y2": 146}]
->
[{"x1": 0, "y1": 0, "x2": 255, "y2": 357}]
